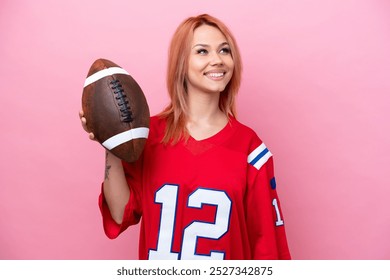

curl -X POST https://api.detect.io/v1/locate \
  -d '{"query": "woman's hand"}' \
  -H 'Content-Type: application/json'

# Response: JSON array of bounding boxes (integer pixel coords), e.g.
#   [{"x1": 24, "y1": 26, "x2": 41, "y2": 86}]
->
[{"x1": 79, "y1": 110, "x2": 96, "y2": 140}]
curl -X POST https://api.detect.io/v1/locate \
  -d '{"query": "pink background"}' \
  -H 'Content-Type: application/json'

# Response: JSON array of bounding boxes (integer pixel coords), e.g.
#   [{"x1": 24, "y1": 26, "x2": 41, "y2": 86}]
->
[{"x1": 1, "y1": 0, "x2": 389, "y2": 259}]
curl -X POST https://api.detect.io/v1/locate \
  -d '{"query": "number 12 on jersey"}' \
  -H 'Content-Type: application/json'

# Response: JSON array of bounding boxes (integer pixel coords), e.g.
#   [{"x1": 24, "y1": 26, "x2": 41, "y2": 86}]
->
[
  {"x1": 148, "y1": 184, "x2": 232, "y2": 260},
  {"x1": 148, "y1": 184, "x2": 284, "y2": 260}
]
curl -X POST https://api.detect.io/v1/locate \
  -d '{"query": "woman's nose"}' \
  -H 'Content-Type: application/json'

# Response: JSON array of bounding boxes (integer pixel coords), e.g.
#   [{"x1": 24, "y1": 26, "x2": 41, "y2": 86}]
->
[{"x1": 209, "y1": 51, "x2": 223, "y2": 66}]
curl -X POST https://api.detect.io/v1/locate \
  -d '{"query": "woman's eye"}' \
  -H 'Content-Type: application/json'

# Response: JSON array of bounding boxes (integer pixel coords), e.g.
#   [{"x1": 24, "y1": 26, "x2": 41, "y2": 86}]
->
[
  {"x1": 220, "y1": 47, "x2": 231, "y2": 54},
  {"x1": 196, "y1": 49, "x2": 208, "y2": 55}
]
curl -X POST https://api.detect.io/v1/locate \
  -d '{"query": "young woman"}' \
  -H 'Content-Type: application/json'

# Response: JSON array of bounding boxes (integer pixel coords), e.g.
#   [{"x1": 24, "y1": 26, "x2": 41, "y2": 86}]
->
[{"x1": 80, "y1": 14, "x2": 291, "y2": 260}]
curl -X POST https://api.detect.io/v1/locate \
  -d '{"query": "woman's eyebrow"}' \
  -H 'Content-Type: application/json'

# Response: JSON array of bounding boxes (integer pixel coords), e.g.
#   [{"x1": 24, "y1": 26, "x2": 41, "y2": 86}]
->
[
  {"x1": 192, "y1": 43, "x2": 209, "y2": 49},
  {"x1": 192, "y1": 42, "x2": 229, "y2": 49}
]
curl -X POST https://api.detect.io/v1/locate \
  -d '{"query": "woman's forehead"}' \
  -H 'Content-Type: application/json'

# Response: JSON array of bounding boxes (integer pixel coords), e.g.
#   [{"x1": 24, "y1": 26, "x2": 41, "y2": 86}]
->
[{"x1": 192, "y1": 25, "x2": 228, "y2": 45}]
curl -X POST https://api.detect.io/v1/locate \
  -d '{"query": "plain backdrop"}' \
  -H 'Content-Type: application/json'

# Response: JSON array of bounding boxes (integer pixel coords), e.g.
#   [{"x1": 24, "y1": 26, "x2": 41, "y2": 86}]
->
[{"x1": 0, "y1": 0, "x2": 389, "y2": 259}]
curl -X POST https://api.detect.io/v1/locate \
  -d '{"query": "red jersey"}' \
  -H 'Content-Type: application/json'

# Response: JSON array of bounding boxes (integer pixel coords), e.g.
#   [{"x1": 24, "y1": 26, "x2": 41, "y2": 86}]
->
[{"x1": 99, "y1": 116, "x2": 291, "y2": 260}]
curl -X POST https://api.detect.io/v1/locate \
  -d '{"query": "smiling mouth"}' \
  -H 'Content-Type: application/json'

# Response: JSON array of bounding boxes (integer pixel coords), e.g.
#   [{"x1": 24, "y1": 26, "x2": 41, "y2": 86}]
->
[{"x1": 205, "y1": 72, "x2": 226, "y2": 79}]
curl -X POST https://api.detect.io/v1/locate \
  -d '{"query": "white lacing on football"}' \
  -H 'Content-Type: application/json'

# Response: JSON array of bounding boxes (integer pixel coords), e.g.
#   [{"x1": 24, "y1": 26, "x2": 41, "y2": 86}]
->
[
  {"x1": 102, "y1": 127, "x2": 149, "y2": 150},
  {"x1": 84, "y1": 67, "x2": 129, "y2": 88}
]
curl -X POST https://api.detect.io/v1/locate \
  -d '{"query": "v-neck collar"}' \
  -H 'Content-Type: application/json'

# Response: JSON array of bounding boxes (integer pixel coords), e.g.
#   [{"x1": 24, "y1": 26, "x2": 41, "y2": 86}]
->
[{"x1": 184, "y1": 117, "x2": 238, "y2": 155}]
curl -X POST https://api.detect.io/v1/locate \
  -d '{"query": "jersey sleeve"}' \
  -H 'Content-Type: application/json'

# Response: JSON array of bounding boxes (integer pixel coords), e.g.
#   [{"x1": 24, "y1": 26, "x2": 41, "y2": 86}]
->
[
  {"x1": 245, "y1": 138, "x2": 291, "y2": 260},
  {"x1": 98, "y1": 155, "x2": 144, "y2": 239}
]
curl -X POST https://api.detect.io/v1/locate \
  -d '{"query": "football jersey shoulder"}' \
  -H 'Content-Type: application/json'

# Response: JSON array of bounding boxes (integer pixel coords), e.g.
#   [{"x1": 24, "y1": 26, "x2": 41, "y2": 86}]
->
[
  {"x1": 147, "y1": 115, "x2": 166, "y2": 144},
  {"x1": 224, "y1": 118, "x2": 271, "y2": 169}
]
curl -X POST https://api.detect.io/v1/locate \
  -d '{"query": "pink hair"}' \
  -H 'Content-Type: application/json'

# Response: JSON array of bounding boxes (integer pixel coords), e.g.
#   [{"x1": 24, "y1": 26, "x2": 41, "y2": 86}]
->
[{"x1": 158, "y1": 14, "x2": 242, "y2": 144}]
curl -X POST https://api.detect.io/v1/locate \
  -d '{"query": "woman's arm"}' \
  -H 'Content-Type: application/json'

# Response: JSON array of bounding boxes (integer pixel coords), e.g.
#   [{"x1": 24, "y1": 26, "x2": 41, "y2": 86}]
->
[
  {"x1": 103, "y1": 150, "x2": 130, "y2": 224},
  {"x1": 80, "y1": 109, "x2": 130, "y2": 224}
]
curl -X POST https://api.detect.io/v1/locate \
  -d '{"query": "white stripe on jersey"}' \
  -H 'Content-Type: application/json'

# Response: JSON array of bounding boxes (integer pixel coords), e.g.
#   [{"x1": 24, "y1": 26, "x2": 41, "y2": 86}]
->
[{"x1": 247, "y1": 143, "x2": 272, "y2": 170}]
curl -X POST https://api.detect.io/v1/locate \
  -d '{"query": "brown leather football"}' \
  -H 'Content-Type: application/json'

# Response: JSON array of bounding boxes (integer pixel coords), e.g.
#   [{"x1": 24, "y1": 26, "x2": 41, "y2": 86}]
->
[{"x1": 82, "y1": 58, "x2": 150, "y2": 162}]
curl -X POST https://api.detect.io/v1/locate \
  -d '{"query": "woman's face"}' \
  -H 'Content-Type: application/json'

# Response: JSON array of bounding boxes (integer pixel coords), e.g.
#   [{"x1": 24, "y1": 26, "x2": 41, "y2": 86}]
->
[{"x1": 186, "y1": 24, "x2": 234, "y2": 96}]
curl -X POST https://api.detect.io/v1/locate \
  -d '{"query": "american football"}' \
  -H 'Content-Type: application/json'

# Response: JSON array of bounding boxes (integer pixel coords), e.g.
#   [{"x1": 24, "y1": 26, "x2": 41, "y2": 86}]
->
[{"x1": 82, "y1": 58, "x2": 150, "y2": 162}]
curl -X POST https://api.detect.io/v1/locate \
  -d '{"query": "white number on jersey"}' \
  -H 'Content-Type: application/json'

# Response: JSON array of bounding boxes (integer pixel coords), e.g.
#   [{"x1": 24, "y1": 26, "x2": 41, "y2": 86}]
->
[
  {"x1": 272, "y1": 198, "x2": 284, "y2": 226},
  {"x1": 148, "y1": 184, "x2": 180, "y2": 260},
  {"x1": 148, "y1": 184, "x2": 232, "y2": 260}
]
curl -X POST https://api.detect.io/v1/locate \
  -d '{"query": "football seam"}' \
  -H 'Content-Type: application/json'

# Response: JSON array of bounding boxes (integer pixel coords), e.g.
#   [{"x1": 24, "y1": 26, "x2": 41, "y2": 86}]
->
[{"x1": 110, "y1": 79, "x2": 133, "y2": 123}]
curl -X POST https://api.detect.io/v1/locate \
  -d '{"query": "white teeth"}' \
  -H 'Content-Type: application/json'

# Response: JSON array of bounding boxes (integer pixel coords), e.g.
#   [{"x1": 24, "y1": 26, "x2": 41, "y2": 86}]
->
[{"x1": 207, "y1": 72, "x2": 224, "y2": 78}]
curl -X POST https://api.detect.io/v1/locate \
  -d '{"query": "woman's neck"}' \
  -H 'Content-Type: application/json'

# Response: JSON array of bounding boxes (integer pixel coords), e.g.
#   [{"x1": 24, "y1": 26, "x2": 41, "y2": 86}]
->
[{"x1": 186, "y1": 91, "x2": 228, "y2": 140}]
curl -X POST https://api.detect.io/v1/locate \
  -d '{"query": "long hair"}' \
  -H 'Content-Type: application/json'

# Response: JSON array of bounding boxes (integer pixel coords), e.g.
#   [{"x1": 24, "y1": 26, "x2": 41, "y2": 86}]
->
[{"x1": 158, "y1": 14, "x2": 242, "y2": 144}]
